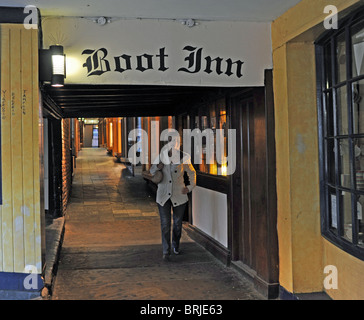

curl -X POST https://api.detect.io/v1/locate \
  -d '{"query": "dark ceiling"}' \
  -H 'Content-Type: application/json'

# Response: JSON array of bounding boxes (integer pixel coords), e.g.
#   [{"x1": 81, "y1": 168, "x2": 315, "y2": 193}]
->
[{"x1": 42, "y1": 84, "x2": 232, "y2": 118}]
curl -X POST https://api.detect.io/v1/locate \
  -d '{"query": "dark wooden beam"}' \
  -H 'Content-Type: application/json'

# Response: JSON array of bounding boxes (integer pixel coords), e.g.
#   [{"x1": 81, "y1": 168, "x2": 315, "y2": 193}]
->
[
  {"x1": 63, "y1": 108, "x2": 175, "y2": 118},
  {"x1": 55, "y1": 99, "x2": 174, "y2": 106},
  {"x1": 59, "y1": 101, "x2": 174, "y2": 109},
  {"x1": 0, "y1": 6, "x2": 33, "y2": 24},
  {"x1": 50, "y1": 91, "x2": 203, "y2": 99},
  {"x1": 41, "y1": 90, "x2": 64, "y2": 119}
]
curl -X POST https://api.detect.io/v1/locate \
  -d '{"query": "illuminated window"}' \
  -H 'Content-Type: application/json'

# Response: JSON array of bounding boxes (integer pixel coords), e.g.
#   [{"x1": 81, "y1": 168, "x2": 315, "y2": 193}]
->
[
  {"x1": 118, "y1": 118, "x2": 122, "y2": 154},
  {"x1": 191, "y1": 98, "x2": 228, "y2": 176},
  {"x1": 109, "y1": 122, "x2": 113, "y2": 148}
]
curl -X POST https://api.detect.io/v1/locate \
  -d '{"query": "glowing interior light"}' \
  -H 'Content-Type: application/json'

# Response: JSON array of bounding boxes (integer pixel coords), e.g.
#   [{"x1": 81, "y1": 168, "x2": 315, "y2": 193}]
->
[
  {"x1": 109, "y1": 123, "x2": 113, "y2": 148},
  {"x1": 221, "y1": 164, "x2": 227, "y2": 176},
  {"x1": 52, "y1": 55, "x2": 65, "y2": 75}
]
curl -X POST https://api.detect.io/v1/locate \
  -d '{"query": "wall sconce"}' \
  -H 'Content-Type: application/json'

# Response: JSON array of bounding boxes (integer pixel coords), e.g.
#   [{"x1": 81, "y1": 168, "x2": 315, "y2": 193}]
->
[{"x1": 39, "y1": 45, "x2": 66, "y2": 87}]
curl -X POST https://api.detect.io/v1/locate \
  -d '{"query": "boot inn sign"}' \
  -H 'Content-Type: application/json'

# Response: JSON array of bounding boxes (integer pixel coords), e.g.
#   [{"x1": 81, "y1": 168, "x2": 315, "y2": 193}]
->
[
  {"x1": 82, "y1": 46, "x2": 245, "y2": 79},
  {"x1": 41, "y1": 17, "x2": 272, "y2": 86}
]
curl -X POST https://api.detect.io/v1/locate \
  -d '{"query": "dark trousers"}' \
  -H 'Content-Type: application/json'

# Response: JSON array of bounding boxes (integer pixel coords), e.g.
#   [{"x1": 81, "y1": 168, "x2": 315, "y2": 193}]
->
[{"x1": 157, "y1": 200, "x2": 187, "y2": 255}]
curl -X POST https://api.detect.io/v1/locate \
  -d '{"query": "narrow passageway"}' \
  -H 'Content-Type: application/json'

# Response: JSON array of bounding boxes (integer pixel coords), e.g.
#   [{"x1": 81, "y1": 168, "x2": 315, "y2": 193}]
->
[{"x1": 52, "y1": 148, "x2": 264, "y2": 300}]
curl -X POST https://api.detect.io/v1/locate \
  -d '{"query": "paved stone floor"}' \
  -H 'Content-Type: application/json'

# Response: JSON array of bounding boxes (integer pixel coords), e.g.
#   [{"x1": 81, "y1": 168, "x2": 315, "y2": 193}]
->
[{"x1": 51, "y1": 148, "x2": 264, "y2": 300}]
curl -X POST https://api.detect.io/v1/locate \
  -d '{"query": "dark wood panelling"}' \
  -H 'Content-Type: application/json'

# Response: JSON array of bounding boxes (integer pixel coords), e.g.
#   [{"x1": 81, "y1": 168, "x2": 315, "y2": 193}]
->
[
  {"x1": 184, "y1": 224, "x2": 231, "y2": 266},
  {"x1": 229, "y1": 75, "x2": 279, "y2": 299},
  {"x1": 247, "y1": 101, "x2": 255, "y2": 270},
  {"x1": 47, "y1": 118, "x2": 63, "y2": 218},
  {"x1": 43, "y1": 84, "x2": 229, "y2": 118},
  {"x1": 42, "y1": 90, "x2": 63, "y2": 119},
  {"x1": 264, "y1": 69, "x2": 279, "y2": 285},
  {"x1": 196, "y1": 172, "x2": 229, "y2": 194},
  {"x1": 252, "y1": 87, "x2": 269, "y2": 282},
  {"x1": 230, "y1": 97, "x2": 243, "y2": 262}
]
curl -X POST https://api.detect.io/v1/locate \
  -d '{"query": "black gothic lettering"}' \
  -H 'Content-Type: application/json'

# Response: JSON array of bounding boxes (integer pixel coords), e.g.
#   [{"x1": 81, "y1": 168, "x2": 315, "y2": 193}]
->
[
  {"x1": 156, "y1": 47, "x2": 169, "y2": 72},
  {"x1": 225, "y1": 58, "x2": 244, "y2": 78},
  {"x1": 114, "y1": 54, "x2": 132, "y2": 73},
  {"x1": 81, "y1": 46, "x2": 245, "y2": 79},
  {"x1": 82, "y1": 48, "x2": 111, "y2": 76},
  {"x1": 204, "y1": 56, "x2": 223, "y2": 75},
  {"x1": 178, "y1": 46, "x2": 202, "y2": 74},
  {"x1": 136, "y1": 54, "x2": 154, "y2": 72}
]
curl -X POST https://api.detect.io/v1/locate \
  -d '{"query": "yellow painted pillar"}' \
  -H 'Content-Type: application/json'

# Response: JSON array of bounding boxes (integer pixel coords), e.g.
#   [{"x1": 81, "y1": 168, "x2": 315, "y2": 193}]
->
[
  {"x1": 271, "y1": 0, "x2": 363, "y2": 297},
  {"x1": 273, "y1": 41, "x2": 323, "y2": 294},
  {"x1": 0, "y1": 24, "x2": 43, "y2": 280}
]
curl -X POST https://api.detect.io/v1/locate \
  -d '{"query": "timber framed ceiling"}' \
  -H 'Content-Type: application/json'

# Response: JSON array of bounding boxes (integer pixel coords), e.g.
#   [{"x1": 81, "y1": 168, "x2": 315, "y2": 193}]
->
[{"x1": 42, "y1": 84, "x2": 241, "y2": 118}]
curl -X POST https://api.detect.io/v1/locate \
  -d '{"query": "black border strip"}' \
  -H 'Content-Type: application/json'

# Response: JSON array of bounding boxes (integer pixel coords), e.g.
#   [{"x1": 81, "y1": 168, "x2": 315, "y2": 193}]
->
[
  {"x1": 0, "y1": 24, "x2": 2, "y2": 205},
  {"x1": 0, "y1": 7, "x2": 29, "y2": 24}
]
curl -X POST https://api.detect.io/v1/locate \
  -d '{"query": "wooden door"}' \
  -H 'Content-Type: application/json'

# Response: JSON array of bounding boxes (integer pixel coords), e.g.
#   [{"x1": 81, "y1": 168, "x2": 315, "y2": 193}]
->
[
  {"x1": 231, "y1": 97, "x2": 254, "y2": 265},
  {"x1": 230, "y1": 81, "x2": 279, "y2": 298}
]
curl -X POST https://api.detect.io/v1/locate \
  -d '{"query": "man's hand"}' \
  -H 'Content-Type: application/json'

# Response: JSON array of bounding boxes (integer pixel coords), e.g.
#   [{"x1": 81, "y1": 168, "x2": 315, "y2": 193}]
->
[
  {"x1": 182, "y1": 187, "x2": 189, "y2": 194},
  {"x1": 157, "y1": 162, "x2": 164, "y2": 170}
]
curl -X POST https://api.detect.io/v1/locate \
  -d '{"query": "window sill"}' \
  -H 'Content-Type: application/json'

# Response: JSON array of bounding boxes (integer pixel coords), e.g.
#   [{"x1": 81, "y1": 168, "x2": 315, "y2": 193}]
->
[
  {"x1": 196, "y1": 171, "x2": 229, "y2": 194},
  {"x1": 322, "y1": 230, "x2": 364, "y2": 262}
]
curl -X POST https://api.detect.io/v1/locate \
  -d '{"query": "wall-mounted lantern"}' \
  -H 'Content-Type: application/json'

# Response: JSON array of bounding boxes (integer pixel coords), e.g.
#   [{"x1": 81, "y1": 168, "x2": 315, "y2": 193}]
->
[{"x1": 39, "y1": 45, "x2": 66, "y2": 87}]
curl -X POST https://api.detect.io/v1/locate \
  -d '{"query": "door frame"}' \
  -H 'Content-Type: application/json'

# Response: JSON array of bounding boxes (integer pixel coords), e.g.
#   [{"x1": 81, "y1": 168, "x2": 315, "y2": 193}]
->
[{"x1": 228, "y1": 70, "x2": 279, "y2": 299}]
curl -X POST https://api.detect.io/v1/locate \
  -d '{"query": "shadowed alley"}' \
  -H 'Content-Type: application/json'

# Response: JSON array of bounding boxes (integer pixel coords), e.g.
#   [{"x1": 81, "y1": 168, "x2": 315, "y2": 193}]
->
[{"x1": 51, "y1": 148, "x2": 264, "y2": 300}]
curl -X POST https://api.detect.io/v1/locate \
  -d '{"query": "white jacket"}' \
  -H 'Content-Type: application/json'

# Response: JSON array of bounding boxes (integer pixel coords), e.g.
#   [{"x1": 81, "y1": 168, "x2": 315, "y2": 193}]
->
[{"x1": 150, "y1": 150, "x2": 196, "y2": 207}]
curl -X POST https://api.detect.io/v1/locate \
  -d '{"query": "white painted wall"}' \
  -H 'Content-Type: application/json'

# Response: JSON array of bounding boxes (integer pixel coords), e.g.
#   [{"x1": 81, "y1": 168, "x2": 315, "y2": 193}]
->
[
  {"x1": 192, "y1": 186, "x2": 228, "y2": 248},
  {"x1": 2, "y1": 0, "x2": 303, "y2": 22},
  {"x1": 42, "y1": 17, "x2": 272, "y2": 87}
]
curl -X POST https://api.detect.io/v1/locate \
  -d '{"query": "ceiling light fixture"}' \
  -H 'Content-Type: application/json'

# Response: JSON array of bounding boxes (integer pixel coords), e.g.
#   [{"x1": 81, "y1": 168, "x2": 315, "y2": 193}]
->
[
  {"x1": 93, "y1": 16, "x2": 111, "y2": 25},
  {"x1": 181, "y1": 19, "x2": 199, "y2": 27}
]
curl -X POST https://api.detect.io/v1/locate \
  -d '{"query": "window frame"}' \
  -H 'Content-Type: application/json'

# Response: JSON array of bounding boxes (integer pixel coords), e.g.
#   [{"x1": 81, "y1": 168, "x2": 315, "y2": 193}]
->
[
  {"x1": 188, "y1": 96, "x2": 229, "y2": 178},
  {"x1": 316, "y1": 7, "x2": 364, "y2": 261}
]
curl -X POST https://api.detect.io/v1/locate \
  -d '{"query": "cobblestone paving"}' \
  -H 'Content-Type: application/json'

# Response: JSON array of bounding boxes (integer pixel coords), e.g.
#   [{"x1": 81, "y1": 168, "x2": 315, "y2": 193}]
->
[{"x1": 52, "y1": 148, "x2": 264, "y2": 300}]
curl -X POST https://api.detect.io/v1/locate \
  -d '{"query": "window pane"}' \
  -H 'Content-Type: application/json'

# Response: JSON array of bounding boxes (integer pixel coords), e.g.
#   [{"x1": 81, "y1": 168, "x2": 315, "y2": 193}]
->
[
  {"x1": 326, "y1": 139, "x2": 336, "y2": 184},
  {"x1": 352, "y1": 21, "x2": 364, "y2": 78},
  {"x1": 200, "y1": 110, "x2": 208, "y2": 173},
  {"x1": 339, "y1": 139, "x2": 352, "y2": 188},
  {"x1": 324, "y1": 91, "x2": 335, "y2": 137},
  {"x1": 328, "y1": 187, "x2": 338, "y2": 233},
  {"x1": 337, "y1": 85, "x2": 349, "y2": 135},
  {"x1": 336, "y1": 32, "x2": 347, "y2": 83},
  {"x1": 352, "y1": 80, "x2": 364, "y2": 134},
  {"x1": 210, "y1": 103, "x2": 216, "y2": 130},
  {"x1": 218, "y1": 100, "x2": 227, "y2": 176},
  {"x1": 194, "y1": 116, "x2": 199, "y2": 129},
  {"x1": 357, "y1": 194, "x2": 364, "y2": 248},
  {"x1": 192, "y1": 115, "x2": 202, "y2": 171},
  {"x1": 324, "y1": 43, "x2": 333, "y2": 89},
  {"x1": 356, "y1": 169, "x2": 364, "y2": 191},
  {"x1": 341, "y1": 191, "x2": 353, "y2": 243},
  {"x1": 209, "y1": 103, "x2": 217, "y2": 175}
]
